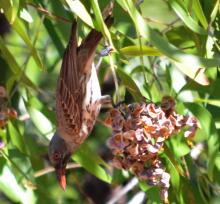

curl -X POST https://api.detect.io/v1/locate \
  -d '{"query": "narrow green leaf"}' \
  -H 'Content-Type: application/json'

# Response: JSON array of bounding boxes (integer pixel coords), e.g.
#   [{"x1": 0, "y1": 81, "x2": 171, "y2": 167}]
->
[
  {"x1": 73, "y1": 143, "x2": 112, "y2": 183},
  {"x1": 139, "y1": 180, "x2": 151, "y2": 192},
  {"x1": 116, "y1": 0, "x2": 220, "y2": 69},
  {"x1": 169, "y1": 0, "x2": 207, "y2": 35},
  {"x1": 147, "y1": 27, "x2": 220, "y2": 68},
  {"x1": 66, "y1": 0, "x2": 94, "y2": 28},
  {"x1": 185, "y1": 103, "x2": 219, "y2": 180},
  {"x1": 26, "y1": 106, "x2": 54, "y2": 140},
  {"x1": 146, "y1": 187, "x2": 162, "y2": 203},
  {"x1": 0, "y1": 165, "x2": 36, "y2": 204},
  {"x1": 210, "y1": 0, "x2": 220, "y2": 22},
  {"x1": 120, "y1": 45, "x2": 161, "y2": 56},
  {"x1": 90, "y1": 0, "x2": 113, "y2": 46},
  {"x1": 0, "y1": 37, "x2": 22, "y2": 75},
  {"x1": 12, "y1": 18, "x2": 44, "y2": 70},
  {"x1": 116, "y1": 0, "x2": 147, "y2": 38},
  {"x1": 116, "y1": 68, "x2": 143, "y2": 101},
  {"x1": 75, "y1": 143, "x2": 108, "y2": 167},
  {"x1": 27, "y1": 95, "x2": 56, "y2": 124},
  {"x1": 43, "y1": 18, "x2": 65, "y2": 58},
  {"x1": 192, "y1": 0, "x2": 208, "y2": 29},
  {"x1": 1, "y1": 0, "x2": 19, "y2": 24},
  {"x1": 7, "y1": 122, "x2": 28, "y2": 155},
  {"x1": 168, "y1": 136, "x2": 191, "y2": 158},
  {"x1": 164, "y1": 154, "x2": 180, "y2": 190},
  {"x1": 0, "y1": 37, "x2": 37, "y2": 90},
  {"x1": 195, "y1": 98, "x2": 220, "y2": 108}
]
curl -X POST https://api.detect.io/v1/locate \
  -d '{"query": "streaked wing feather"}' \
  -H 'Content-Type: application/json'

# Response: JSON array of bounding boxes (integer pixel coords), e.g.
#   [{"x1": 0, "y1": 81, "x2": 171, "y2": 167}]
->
[{"x1": 56, "y1": 22, "x2": 83, "y2": 137}]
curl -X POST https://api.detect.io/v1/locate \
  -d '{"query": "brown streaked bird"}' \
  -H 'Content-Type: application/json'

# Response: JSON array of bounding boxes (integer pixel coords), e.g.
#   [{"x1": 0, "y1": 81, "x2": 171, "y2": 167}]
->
[{"x1": 48, "y1": 17, "x2": 113, "y2": 190}]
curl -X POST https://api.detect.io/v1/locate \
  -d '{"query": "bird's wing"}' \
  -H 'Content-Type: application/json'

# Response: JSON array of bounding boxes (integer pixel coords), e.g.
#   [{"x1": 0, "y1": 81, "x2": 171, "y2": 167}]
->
[{"x1": 56, "y1": 22, "x2": 84, "y2": 137}]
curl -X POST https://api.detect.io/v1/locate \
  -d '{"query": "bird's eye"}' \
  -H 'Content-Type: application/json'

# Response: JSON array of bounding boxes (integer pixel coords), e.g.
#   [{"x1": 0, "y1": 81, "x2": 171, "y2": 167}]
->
[{"x1": 53, "y1": 152, "x2": 61, "y2": 160}]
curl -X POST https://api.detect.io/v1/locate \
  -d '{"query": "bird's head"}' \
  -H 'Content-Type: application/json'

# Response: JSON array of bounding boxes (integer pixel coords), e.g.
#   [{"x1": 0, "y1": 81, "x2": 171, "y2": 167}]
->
[{"x1": 48, "y1": 132, "x2": 72, "y2": 190}]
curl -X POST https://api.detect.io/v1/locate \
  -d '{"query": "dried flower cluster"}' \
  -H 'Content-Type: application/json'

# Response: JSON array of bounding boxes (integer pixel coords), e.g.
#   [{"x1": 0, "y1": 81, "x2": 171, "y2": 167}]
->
[
  {"x1": 105, "y1": 96, "x2": 198, "y2": 203},
  {"x1": 0, "y1": 86, "x2": 17, "y2": 129}
]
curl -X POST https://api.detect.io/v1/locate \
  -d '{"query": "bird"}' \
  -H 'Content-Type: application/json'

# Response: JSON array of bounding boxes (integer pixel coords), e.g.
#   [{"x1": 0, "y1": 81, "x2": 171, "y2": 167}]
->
[{"x1": 48, "y1": 17, "x2": 113, "y2": 190}]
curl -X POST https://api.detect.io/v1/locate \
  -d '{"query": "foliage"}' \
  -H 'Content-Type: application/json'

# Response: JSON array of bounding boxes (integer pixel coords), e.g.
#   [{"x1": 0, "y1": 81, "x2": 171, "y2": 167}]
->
[{"x1": 0, "y1": 0, "x2": 220, "y2": 203}]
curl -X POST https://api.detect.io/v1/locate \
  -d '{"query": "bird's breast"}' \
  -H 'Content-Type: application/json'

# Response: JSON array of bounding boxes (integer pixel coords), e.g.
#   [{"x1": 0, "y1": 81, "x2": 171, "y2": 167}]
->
[{"x1": 78, "y1": 64, "x2": 102, "y2": 142}]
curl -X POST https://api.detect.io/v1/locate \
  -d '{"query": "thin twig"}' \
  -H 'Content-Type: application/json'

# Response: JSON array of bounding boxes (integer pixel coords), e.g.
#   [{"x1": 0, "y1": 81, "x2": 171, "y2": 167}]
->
[
  {"x1": 161, "y1": 18, "x2": 180, "y2": 34},
  {"x1": 34, "y1": 162, "x2": 81, "y2": 178},
  {"x1": 144, "y1": 17, "x2": 172, "y2": 26},
  {"x1": 27, "y1": 2, "x2": 72, "y2": 23},
  {"x1": 1, "y1": 150, "x2": 31, "y2": 181},
  {"x1": 138, "y1": 36, "x2": 149, "y2": 85},
  {"x1": 151, "y1": 60, "x2": 163, "y2": 91},
  {"x1": 106, "y1": 177, "x2": 139, "y2": 204},
  {"x1": 109, "y1": 54, "x2": 120, "y2": 104},
  {"x1": 181, "y1": 156, "x2": 190, "y2": 180},
  {"x1": 95, "y1": 56, "x2": 103, "y2": 71}
]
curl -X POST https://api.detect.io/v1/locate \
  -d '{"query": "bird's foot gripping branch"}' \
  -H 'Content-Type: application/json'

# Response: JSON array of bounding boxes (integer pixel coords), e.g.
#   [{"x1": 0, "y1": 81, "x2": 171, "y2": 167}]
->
[{"x1": 105, "y1": 96, "x2": 198, "y2": 203}]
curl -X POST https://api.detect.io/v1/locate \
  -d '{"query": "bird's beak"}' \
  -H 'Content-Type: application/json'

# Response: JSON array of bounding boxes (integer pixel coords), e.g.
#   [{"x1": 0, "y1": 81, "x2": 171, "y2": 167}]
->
[{"x1": 55, "y1": 167, "x2": 66, "y2": 190}]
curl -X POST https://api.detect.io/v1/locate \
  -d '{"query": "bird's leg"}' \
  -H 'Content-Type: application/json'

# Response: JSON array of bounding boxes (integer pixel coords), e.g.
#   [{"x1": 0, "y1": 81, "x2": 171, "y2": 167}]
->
[{"x1": 99, "y1": 95, "x2": 112, "y2": 105}]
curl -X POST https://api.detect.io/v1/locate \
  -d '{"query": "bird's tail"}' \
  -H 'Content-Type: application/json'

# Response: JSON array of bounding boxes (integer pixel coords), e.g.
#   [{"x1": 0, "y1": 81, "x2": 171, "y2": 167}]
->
[
  {"x1": 77, "y1": 15, "x2": 113, "y2": 74},
  {"x1": 79, "y1": 16, "x2": 113, "y2": 55},
  {"x1": 68, "y1": 21, "x2": 77, "y2": 51}
]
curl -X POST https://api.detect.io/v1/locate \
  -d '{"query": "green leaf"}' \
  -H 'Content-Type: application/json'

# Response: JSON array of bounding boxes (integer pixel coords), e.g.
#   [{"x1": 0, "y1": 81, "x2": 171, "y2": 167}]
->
[
  {"x1": 43, "y1": 18, "x2": 65, "y2": 58},
  {"x1": 146, "y1": 187, "x2": 162, "y2": 203},
  {"x1": 195, "y1": 98, "x2": 220, "y2": 108},
  {"x1": 169, "y1": 0, "x2": 207, "y2": 35},
  {"x1": 12, "y1": 18, "x2": 44, "y2": 70},
  {"x1": 184, "y1": 103, "x2": 219, "y2": 180},
  {"x1": 1, "y1": 0, "x2": 19, "y2": 24},
  {"x1": 7, "y1": 122, "x2": 28, "y2": 155},
  {"x1": 210, "y1": 0, "x2": 220, "y2": 22},
  {"x1": 116, "y1": 1, "x2": 220, "y2": 69},
  {"x1": 0, "y1": 165, "x2": 36, "y2": 204},
  {"x1": 192, "y1": 0, "x2": 208, "y2": 29},
  {"x1": 168, "y1": 135, "x2": 191, "y2": 158},
  {"x1": 120, "y1": 45, "x2": 161, "y2": 56},
  {"x1": 116, "y1": 68, "x2": 143, "y2": 101},
  {"x1": 66, "y1": 0, "x2": 94, "y2": 28},
  {"x1": 215, "y1": 153, "x2": 220, "y2": 172},
  {"x1": 139, "y1": 180, "x2": 151, "y2": 192},
  {"x1": 0, "y1": 37, "x2": 22, "y2": 76},
  {"x1": 0, "y1": 37, "x2": 37, "y2": 90},
  {"x1": 90, "y1": 0, "x2": 113, "y2": 46},
  {"x1": 73, "y1": 143, "x2": 112, "y2": 183},
  {"x1": 146, "y1": 27, "x2": 220, "y2": 68},
  {"x1": 116, "y1": 0, "x2": 147, "y2": 38},
  {"x1": 27, "y1": 95, "x2": 56, "y2": 124},
  {"x1": 26, "y1": 105, "x2": 54, "y2": 140},
  {"x1": 126, "y1": 0, "x2": 147, "y2": 33},
  {"x1": 163, "y1": 147, "x2": 181, "y2": 190}
]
